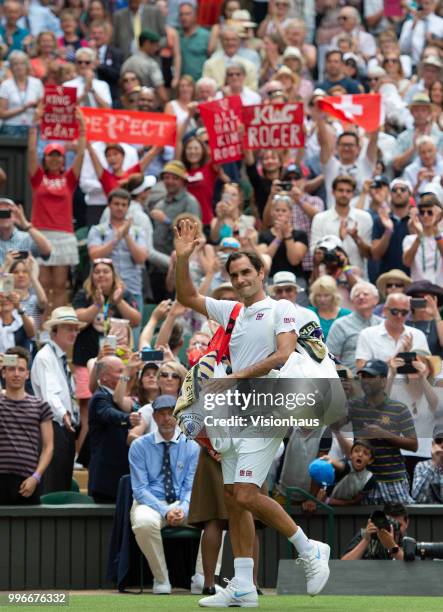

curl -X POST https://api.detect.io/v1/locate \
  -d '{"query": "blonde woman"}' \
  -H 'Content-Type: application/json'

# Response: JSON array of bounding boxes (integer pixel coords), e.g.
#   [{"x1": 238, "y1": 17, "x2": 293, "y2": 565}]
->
[
  {"x1": 164, "y1": 74, "x2": 196, "y2": 127},
  {"x1": 0, "y1": 51, "x2": 43, "y2": 135},
  {"x1": 308, "y1": 275, "x2": 351, "y2": 340}
]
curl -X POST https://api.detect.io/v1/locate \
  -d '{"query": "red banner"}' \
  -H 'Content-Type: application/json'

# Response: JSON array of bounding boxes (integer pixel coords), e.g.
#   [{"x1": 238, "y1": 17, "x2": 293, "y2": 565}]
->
[
  {"x1": 41, "y1": 86, "x2": 78, "y2": 141},
  {"x1": 199, "y1": 96, "x2": 243, "y2": 163},
  {"x1": 242, "y1": 103, "x2": 304, "y2": 150},
  {"x1": 80, "y1": 107, "x2": 177, "y2": 146}
]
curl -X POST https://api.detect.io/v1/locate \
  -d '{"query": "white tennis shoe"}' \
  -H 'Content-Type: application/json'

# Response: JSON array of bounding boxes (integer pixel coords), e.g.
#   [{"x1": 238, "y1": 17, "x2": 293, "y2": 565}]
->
[
  {"x1": 296, "y1": 540, "x2": 330, "y2": 596},
  {"x1": 198, "y1": 577, "x2": 258, "y2": 608}
]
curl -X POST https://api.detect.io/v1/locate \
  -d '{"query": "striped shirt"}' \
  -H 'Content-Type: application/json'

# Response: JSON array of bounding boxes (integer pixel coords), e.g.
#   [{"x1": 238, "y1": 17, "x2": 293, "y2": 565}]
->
[
  {"x1": 0, "y1": 394, "x2": 52, "y2": 478},
  {"x1": 0, "y1": 228, "x2": 49, "y2": 266},
  {"x1": 348, "y1": 395, "x2": 416, "y2": 483}
]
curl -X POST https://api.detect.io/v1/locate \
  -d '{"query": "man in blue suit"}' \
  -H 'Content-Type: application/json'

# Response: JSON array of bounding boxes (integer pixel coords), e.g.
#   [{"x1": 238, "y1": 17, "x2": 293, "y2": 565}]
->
[
  {"x1": 88, "y1": 356, "x2": 135, "y2": 503},
  {"x1": 129, "y1": 395, "x2": 199, "y2": 594}
]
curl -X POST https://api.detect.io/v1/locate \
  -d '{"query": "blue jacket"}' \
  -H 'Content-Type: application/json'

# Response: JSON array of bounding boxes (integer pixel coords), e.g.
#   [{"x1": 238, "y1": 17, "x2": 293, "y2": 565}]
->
[{"x1": 88, "y1": 387, "x2": 131, "y2": 499}]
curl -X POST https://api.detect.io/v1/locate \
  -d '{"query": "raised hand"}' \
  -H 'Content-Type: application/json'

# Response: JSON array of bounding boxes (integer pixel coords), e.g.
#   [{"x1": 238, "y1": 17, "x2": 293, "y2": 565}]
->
[
  {"x1": 174, "y1": 218, "x2": 199, "y2": 259},
  {"x1": 379, "y1": 208, "x2": 394, "y2": 233}
]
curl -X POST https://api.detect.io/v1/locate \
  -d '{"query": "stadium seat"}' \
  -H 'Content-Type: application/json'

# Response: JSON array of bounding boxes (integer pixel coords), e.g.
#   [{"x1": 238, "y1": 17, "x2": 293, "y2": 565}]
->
[
  {"x1": 40, "y1": 491, "x2": 95, "y2": 505},
  {"x1": 71, "y1": 478, "x2": 80, "y2": 492},
  {"x1": 161, "y1": 526, "x2": 201, "y2": 539},
  {"x1": 178, "y1": 333, "x2": 192, "y2": 364},
  {"x1": 142, "y1": 303, "x2": 157, "y2": 329}
]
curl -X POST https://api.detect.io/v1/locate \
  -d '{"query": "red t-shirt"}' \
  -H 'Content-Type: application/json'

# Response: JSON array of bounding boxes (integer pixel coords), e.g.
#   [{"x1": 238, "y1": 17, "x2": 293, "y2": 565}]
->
[
  {"x1": 100, "y1": 163, "x2": 141, "y2": 195},
  {"x1": 186, "y1": 163, "x2": 218, "y2": 225},
  {"x1": 30, "y1": 167, "x2": 78, "y2": 233}
]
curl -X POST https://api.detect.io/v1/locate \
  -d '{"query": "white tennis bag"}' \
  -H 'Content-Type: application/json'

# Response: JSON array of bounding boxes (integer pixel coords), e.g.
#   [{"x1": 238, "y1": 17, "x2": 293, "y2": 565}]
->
[{"x1": 275, "y1": 320, "x2": 346, "y2": 425}]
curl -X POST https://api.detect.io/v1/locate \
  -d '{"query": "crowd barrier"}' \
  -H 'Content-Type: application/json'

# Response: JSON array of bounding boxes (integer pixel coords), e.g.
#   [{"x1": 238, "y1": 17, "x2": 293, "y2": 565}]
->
[{"x1": 1, "y1": 504, "x2": 442, "y2": 590}]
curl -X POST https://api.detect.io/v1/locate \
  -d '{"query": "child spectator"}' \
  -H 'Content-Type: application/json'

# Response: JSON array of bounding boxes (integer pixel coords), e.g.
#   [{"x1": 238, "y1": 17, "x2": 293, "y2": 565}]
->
[{"x1": 318, "y1": 440, "x2": 376, "y2": 506}]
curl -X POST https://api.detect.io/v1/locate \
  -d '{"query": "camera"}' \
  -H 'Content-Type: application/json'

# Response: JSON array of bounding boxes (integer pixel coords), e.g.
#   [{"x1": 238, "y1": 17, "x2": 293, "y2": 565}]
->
[
  {"x1": 397, "y1": 351, "x2": 417, "y2": 375},
  {"x1": 403, "y1": 537, "x2": 443, "y2": 561},
  {"x1": 369, "y1": 510, "x2": 400, "y2": 540},
  {"x1": 323, "y1": 248, "x2": 341, "y2": 266}
]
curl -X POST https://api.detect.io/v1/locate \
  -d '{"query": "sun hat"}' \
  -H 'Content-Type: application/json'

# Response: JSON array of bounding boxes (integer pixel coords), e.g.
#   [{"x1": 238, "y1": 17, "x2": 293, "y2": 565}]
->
[
  {"x1": 376, "y1": 269, "x2": 412, "y2": 298},
  {"x1": 43, "y1": 306, "x2": 86, "y2": 331},
  {"x1": 161, "y1": 160, "x2": 188, "y2": 180}
]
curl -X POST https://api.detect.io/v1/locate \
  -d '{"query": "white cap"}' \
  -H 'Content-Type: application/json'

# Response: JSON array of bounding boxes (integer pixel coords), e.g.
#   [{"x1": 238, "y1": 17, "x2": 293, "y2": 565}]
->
[
  {"x1": 283, "y1": 46, "x2": 303, "y2": 61},
  {"x1": 268, "y1": 271, "x2": 302, "y2": 294},
  {"x1": 390, "y1": 178, "x2": 412, "y2": 192},
  {"x1": 343, "y1": 52, "x2": 359, "y2": 64},
  {"x1": 367, "y1": 66, "x2": 386, "y2": 78},
  {"x1": 419, "y1": 182, "x2": 443, "y2": 204},
  {"x1": 131, "y1": 175, "x2": 157, "y2": 195},
  {"x1": 315, "y1": 235, "x2": 344, "y2": 251},
  {"x1": 231, "y1": 9, "x2": 256, "y2": 27}
]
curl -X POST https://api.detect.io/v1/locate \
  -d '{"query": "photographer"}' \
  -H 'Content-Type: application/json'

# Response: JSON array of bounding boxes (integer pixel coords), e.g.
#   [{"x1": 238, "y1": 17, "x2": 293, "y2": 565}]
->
[
  {"x1": 341, "y1": 503, "x2": 410, "y2": 560},
  {"x1": 311, "y1": 235, "x2": 362, "y2": 309}
]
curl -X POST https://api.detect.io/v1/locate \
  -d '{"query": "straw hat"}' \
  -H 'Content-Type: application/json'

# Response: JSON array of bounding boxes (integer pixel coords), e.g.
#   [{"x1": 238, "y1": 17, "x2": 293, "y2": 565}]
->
[
  {"x1": 161, "y1": 160, "x2": 188, "y2": 180},
  {"x1": 375, "y1": 269, "x2": 412, "y2": 299},
  {"x1": 43, "y1": 307, "x2": 86, "y2": 331}
]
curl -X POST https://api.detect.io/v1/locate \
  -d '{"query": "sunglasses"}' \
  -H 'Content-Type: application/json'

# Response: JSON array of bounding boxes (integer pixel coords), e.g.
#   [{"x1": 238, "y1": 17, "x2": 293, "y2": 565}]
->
[
  {"x1": 93, "y1": 258, "x2": 113, "y2": 266},
  {"x1": 388, "y1": 308, "x2": 409, "y2": 317},
  {"x1": 275, "y1": 286, "x2": 296, "y2": 295},
  {"x1": 386, "y1": 282, "x2": 405, "y2": 289},
  {"x1": 418, "y1": 208, "x2": 434, "y2": 216},
  {"x1": 391, "y1": 187, "x2": 408, "y2": 193},
  {"x1": 159, "y1": 371, "x2": 181, "y2": 380},
  {"x1": 76, "y1": 60, "x2": 92, "y2": 65},
  {"x1": 434, "y1": 437, "x2": 443, "y2": 444},
  {"x1": 384, "y1": 58, "x2": 400, "y2": 64}
]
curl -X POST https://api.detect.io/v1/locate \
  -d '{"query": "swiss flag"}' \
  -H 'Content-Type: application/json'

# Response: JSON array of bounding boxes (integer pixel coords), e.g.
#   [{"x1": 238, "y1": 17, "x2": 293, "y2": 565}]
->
[{"x1": 316, "y1": 94, "x2": 382, "y2": 133}]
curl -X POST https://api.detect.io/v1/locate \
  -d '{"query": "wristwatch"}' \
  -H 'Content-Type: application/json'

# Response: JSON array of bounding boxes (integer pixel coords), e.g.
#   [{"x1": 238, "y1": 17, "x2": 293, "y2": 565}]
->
[
  {"x1": 389, "y1": 546, "x2": 400, "y2": 556},
  {"x1": 17, "y1": 308, "x2": 25, "y2": 315},
  {"x1": 119, "y1": 375, "x2": 130, "y2": 382}
]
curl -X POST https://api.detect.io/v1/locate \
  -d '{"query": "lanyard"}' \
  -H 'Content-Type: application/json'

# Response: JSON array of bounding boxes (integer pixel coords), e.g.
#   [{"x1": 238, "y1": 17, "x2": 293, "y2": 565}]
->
[
  {"x1": 421, "y1": 237, "x2": 439, "y2": 273},
  {"x1": 103, "y1": 299, "x2": 111, "y2": 335}
]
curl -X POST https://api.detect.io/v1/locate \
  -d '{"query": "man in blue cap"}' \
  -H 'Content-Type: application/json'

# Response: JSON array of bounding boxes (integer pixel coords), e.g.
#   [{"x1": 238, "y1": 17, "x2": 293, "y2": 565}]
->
[
  {"x1": 342, "y1": 359, "x2": 417, "y2": 505},
  {"x1": 129, "y1": 394, "x2": 199, "y2": 594}
]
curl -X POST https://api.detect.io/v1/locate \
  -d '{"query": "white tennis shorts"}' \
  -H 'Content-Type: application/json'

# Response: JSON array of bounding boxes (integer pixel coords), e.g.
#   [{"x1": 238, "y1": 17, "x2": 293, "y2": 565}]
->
[{"x1": 218, "y1": 435, "x2": 284, "y2": 487}]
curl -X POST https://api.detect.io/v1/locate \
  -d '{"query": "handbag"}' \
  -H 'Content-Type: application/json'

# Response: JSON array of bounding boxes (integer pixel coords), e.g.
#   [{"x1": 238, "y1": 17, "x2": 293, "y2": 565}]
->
[{"x1": 174, "y1": 303, "x2": 242, "y2": 449}]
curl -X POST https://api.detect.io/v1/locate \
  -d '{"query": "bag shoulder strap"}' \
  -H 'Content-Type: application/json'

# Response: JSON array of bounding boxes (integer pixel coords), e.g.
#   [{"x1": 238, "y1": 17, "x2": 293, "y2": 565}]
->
[{"x1": 216, "y1": 302, "x2": 242, "y2": 364}]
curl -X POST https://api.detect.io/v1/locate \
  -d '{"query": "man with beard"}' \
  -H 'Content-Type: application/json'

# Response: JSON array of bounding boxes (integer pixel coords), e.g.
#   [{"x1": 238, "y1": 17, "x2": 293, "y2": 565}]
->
[
  {"x1": 175, "y1": 220, "x2": 330, "y2": 607},
  {"x1": 346, "y1": 360, "x2": 417, "y2": 504},
  {"x1": 310, "y1": 175, "x2": 373, "y2": 274}
]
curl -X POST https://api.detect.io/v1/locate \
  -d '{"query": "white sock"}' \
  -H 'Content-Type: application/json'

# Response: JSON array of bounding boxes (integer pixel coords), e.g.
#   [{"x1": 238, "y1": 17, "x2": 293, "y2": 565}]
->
[
  {"x1": 233, "y1": 557, "x2": 254, "y2": 588},
  {"x1": 289, "y1": 527, "x2": 313, "y2": 556}
]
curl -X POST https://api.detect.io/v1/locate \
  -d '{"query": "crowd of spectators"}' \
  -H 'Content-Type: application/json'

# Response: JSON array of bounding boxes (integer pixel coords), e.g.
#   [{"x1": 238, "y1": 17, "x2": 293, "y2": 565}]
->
[{"x1": 0, "y1": 0, "x2": 443, "y2": 593}]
